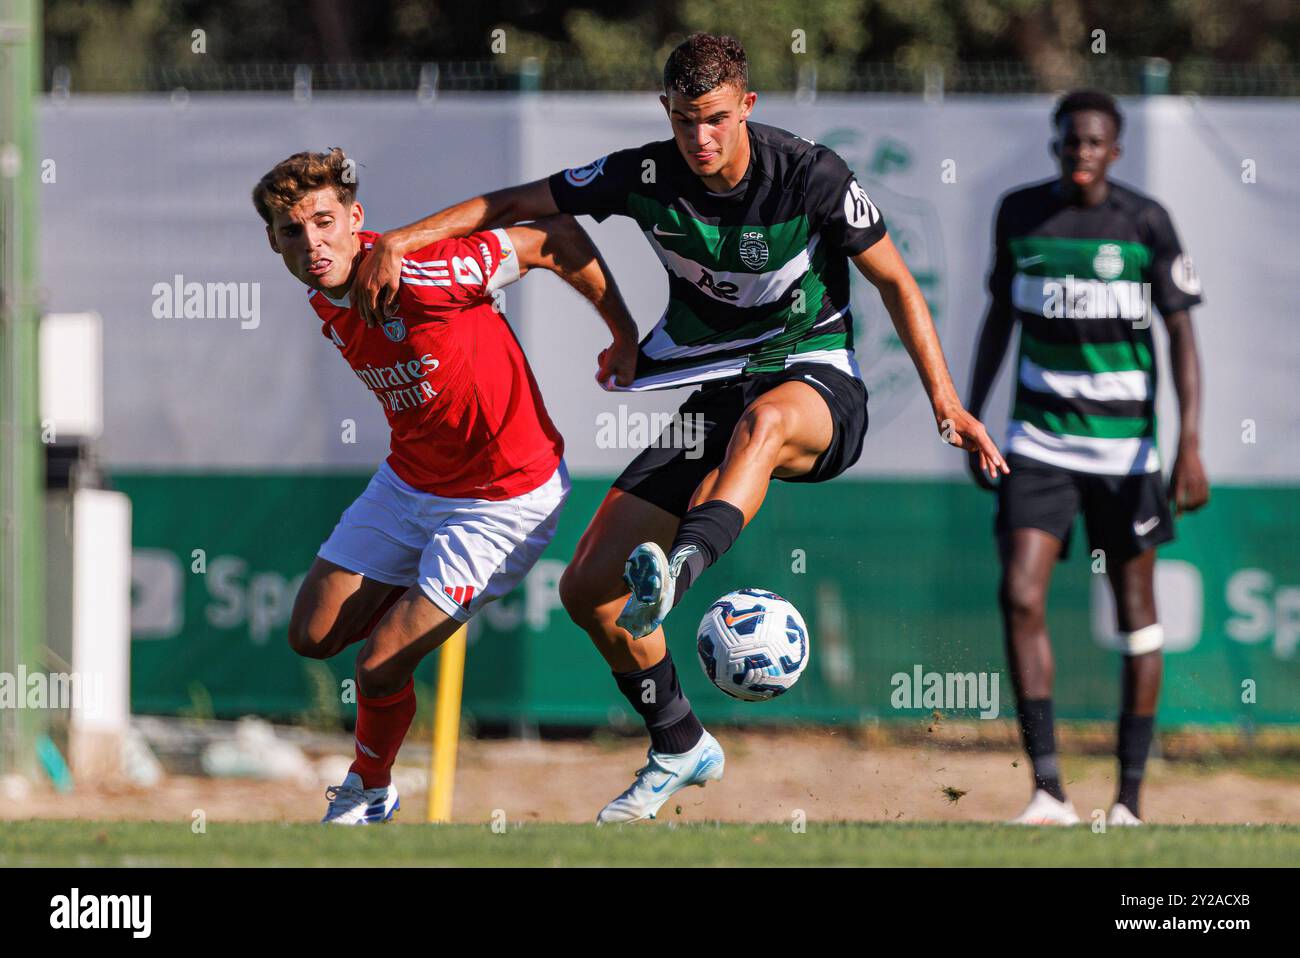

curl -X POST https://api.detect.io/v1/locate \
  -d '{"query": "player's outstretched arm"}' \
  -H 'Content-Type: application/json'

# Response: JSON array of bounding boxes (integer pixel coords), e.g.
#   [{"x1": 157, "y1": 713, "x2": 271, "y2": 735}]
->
[
  {"x1": 1163, "y1": 309, "x2": 1209, "y2": 515},
  {"x1": 357, "y1": 179, "x2": 559, "y2": 327},
  {"x1": 852, "y1": 234, "x2": 1008, "y2": 480},
  {"x1": 504, "y1": 215, "x2": 639, "y2": 389}
]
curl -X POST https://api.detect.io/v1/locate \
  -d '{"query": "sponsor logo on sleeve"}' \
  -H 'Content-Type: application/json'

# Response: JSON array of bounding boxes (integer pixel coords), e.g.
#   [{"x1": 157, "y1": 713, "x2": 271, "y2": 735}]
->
[
  {"x1": 843, "y1": 179, "x2": 880, "y2": 229},
  {"x1": 1171, "y1": 253, "x2": 1201, "y2": 296},
  {"x1": 563, "y1": 155, "x2": 608, "y2": 188}
]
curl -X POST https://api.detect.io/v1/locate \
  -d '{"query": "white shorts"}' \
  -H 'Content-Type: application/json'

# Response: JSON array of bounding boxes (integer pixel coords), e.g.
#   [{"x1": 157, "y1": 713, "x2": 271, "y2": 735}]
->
[{"x1": 318, "y1": 460, "x2": 570, "y2": 623}]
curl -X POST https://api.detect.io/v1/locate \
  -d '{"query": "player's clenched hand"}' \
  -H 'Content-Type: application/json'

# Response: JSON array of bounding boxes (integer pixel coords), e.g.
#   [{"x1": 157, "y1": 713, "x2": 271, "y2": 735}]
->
[
  {"x1": 1168, "y1": 444, "x2": 1209, "y2": 516},
  {"x1": 938, "y1": 406, "x2": 1008, "y2": 482},
  {"x1": 355, "y1": 234, "x2": 405, "y2": 328},
  {"x1": 596, "y1": 337, "x2": 638, "y2": 390}
]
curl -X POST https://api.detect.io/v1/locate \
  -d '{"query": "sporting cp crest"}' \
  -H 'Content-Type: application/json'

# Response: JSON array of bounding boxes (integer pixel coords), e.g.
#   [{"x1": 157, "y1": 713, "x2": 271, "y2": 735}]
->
[
  {"x1": 1093, "y1": 243, "x2": 1125, "y2": 280},
  {"x1": 739, "y1": 230, "x2": 769, "y2": 270},
  {"x1": 382, "y1": 317, "x2": 407, "y2": 342}
]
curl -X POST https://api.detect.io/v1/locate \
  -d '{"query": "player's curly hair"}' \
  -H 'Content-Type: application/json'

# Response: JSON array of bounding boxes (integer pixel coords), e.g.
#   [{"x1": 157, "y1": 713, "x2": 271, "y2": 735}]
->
[
  {"x1": 252, "y1": 147, "x2": 356, "y2": 225},
  {"x1": 663, "y1": 32, "x2": 748, "y2": 98},
  {"x1": 1052, "y1": 89, "x2": 1124, "y2": 138}
]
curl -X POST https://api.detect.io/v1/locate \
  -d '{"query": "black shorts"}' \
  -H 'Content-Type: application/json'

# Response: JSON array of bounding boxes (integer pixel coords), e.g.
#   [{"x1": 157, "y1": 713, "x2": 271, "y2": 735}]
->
[
  {"x1": 613, "y1": 363, "x2": 869, "y2": 517},
  {"x1": 996, "y1": 453, "x2": 1174, "y2": 561}
]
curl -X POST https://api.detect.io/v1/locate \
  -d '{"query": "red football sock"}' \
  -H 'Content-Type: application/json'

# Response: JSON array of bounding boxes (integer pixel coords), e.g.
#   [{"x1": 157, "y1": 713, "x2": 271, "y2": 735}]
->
[
  {"x1": 350, "y1": 679, "x2": 417, "y2": 789},
  {"x1": 343, "y1": 587, "x2": 406, "y2": 650}
]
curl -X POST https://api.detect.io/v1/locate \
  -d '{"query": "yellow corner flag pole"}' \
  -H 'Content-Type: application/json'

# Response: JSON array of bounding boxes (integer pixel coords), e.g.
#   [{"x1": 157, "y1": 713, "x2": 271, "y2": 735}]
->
[{"x1": 427, "y1": 624, "x2": 468, "y2": 823}]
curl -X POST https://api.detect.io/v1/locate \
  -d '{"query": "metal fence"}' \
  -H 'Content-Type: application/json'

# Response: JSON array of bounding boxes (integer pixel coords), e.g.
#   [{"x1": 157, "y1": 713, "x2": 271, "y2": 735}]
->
[{"x1": 43, "y1": 58, "x2": 1300, "y2": 97}]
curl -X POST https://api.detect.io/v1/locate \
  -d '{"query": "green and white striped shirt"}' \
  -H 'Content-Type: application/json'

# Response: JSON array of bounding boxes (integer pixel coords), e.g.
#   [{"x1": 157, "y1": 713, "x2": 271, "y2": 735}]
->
[
  {"x1": 989, "y1": 179, "x2": 1202, "y2": 475},
  {"x1": 549, "y1": 122, "x2": 888, "y2": 391}
]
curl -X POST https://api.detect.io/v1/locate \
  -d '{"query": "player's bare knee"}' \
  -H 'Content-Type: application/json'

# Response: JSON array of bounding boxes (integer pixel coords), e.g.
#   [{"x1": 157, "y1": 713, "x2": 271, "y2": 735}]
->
[
  {"x1": 1115, "y1": 595, "x2": 1158, "y2": 635},
  {"x1": 999, "y1": 574, "x2": 1046, "y2": 624},
  {"x1": 286, "y1": 618, "x2": 338, "y2": 660},
  {"x1": 737, "y1": 402, "x2": 787, "y2": 447},
  {"x1": 559, "y1": 560, "x2": 607, "y2": 624}
]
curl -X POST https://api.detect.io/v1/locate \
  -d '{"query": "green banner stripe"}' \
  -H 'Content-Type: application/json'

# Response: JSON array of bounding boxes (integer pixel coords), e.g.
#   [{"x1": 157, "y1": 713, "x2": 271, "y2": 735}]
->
[{"x1": 114, "y1": 473, "x2": 1300, "y2": 725}]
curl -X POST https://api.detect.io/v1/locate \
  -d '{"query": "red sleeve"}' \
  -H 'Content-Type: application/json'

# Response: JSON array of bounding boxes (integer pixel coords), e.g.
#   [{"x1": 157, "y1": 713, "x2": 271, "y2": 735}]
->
[{"x1": 395, "y1": 229, "x2": 521, "y2": 314}]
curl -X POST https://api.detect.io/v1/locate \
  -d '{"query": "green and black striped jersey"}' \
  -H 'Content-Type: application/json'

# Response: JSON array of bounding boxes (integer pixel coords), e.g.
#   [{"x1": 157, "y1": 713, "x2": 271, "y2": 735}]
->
[
  {"x1": 989, "y1": 179, "x2": 1202, "y2": 476},
  {"x1": 548, "y1": 121, "x2": 888, "y2": 391}
]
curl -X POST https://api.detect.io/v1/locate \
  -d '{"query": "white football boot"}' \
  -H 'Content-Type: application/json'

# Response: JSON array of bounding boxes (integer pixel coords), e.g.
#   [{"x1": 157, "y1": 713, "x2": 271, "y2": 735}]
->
[
  {"x1": 1008, "y1": 788, "x2": 1080, "y2": 825},
  {"x1": 320, "y1": 771, "x2": 400, "y2": 825},
  {"x1": 616, "y1": 542, "x2": 688, "y2": 640},
  {"x1": 1107, "y1": 803, "x2": 1144, "y2": 826},
  {"x1": 596, "y1": 730, "x2": 725, "y2": 825}
]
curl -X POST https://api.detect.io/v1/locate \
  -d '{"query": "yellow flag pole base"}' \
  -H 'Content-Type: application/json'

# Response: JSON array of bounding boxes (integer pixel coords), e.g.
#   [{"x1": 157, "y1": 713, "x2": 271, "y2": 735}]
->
[{"x1": 427, "y1": 624, "x2": 468, "y2": 823}]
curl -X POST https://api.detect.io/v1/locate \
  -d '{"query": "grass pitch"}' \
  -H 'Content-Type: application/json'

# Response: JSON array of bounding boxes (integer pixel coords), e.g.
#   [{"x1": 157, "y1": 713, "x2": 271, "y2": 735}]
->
[{"x1": 2, "y1": 820, "x2": 1296, "y2": 867}]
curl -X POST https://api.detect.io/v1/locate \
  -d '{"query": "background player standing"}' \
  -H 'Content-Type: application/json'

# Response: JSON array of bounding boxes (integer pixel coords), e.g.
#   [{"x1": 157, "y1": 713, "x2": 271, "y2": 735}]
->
[
  {"x1": 354, "y1": 35, "x2": 1004, "y2": 824},
  {"x1": 253, "y1": 148, "x2": 639, "y2": 823},
  {"x1": 966, "y1": 91, "x2": 1210, "y2": 826}
]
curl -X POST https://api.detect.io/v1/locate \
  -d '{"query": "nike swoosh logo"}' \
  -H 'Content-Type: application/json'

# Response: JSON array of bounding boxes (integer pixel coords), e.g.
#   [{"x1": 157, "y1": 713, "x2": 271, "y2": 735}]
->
[
  {"x1": 652, "y1": 224, "x2": 686, "y2": 237},
  {"x1": 1017, "y1": 255, "x2": 1044, "y2": 268},
  {"x1": 802, "y1": 373, "x2": 829, "y2": 391},
  {"x1": 650, "y1": 774, "x2": 677, "y2": 793},
  {"x1": 1133, "y1": 516, "x2": 1161, "y2": 536},
  {"x1": 724, "y1": 611, "x2": 764, "y2": 627}
]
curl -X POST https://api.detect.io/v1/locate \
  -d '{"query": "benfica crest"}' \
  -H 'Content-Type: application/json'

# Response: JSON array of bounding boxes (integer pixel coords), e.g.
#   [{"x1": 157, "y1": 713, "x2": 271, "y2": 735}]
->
[
  {"x1": 382, "y1": 317, "x2": 407, "y2": 342},
  {"x1": 739, "y1": 230, "x2": 769, "y2": 270}
]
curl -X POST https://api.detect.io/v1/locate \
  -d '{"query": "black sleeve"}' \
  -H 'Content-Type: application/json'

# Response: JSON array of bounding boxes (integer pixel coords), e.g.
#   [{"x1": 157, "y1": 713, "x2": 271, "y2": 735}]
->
[
  {"x1": 987, "y1": 198, "x2": 1014, "y2": 306},
  {"x1": 546, "y1": 146, "x2": 646, "y2": 223},
  {"x1": 1143, "y1": 201, "x2": 1203, "y2": 315},
  {"x1": 804, "y1": 147, "x2": 887, "y2": 256}
]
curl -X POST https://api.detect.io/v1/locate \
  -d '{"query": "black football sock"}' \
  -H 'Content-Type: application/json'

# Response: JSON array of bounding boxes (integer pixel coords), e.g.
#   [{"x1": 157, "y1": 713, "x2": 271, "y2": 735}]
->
[
  {"x1": 612, "y1": 650, "x2": 704, "y2": 754},
  {"x1": 667, "y1": 500, "x2": 745, "y2": 608},
  {"x1": 1018, "y1": 697, "x2": 1066, "y2": 802},
  {"x1": 1116, "y1": 712, "x2": 1155, "y2": 816}
]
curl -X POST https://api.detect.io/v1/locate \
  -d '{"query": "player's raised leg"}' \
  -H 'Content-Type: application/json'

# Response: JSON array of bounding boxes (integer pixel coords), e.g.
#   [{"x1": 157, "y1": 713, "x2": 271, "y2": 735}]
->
[
  {"x1": 559, "y1": 489, "x2": 725, "y2": 824},
  {"x1": 1106, "y1": 547, "x2": 1162, "y2": 825},
  {"x1": 618, "y1": 379, "x2": 831, "y2": 639},
  {"x1": 1001, "y1": 528, "x2": 1080, "y2": 825},
  {"x1": 287, "y1": 557, "x2": 407, "y2": 661}
]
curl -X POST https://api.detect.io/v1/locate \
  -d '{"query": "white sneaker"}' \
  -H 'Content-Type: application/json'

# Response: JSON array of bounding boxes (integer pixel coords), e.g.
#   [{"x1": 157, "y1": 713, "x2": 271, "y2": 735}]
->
[
  {"x1": 1008, "y1": 788, "x2": 1080, "y2": 825},
  {"x1": 616, "y1": 542, "x2": 684, "y2": 640},
  {"x1": 320, "y1": 771, "x2": 400, "y2": 825},
  {"x1": 596, "y1": 730, "x2": 725, "y2": 824},
  {"x1": 1108, "y1": 803, "x2": 1144, "y2": 826}
]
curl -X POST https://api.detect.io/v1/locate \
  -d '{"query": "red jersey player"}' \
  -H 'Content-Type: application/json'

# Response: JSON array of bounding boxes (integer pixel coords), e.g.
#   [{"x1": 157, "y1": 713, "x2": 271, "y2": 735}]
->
[{"x1": 252, "y1": 148, "x2": 638, "y2": 824}]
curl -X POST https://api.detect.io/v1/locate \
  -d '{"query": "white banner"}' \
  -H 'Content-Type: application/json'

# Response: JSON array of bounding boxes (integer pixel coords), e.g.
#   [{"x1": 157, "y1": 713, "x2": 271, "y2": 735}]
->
[{"x1": 39, "y1": 94, "x2": 1300, "y2": 479}]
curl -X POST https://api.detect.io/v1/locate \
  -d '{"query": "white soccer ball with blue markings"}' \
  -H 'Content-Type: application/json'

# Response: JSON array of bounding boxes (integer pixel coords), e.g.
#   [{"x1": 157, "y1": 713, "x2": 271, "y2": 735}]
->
[{"x1": 696, "y1": 588, "x2": 810, "y2": 702}]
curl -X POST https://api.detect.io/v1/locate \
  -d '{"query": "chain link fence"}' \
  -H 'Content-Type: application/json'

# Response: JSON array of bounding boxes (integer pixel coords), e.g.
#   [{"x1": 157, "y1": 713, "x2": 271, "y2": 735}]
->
[{"x1": 43, "y1": 58, "x2": 1300, "y2": 97}]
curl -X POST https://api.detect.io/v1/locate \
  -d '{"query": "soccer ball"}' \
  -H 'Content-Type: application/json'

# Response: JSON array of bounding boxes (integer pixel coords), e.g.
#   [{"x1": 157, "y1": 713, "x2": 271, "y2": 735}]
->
[{"x1": 696, "y1": 588, "x2": 810, "y2": 701}]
